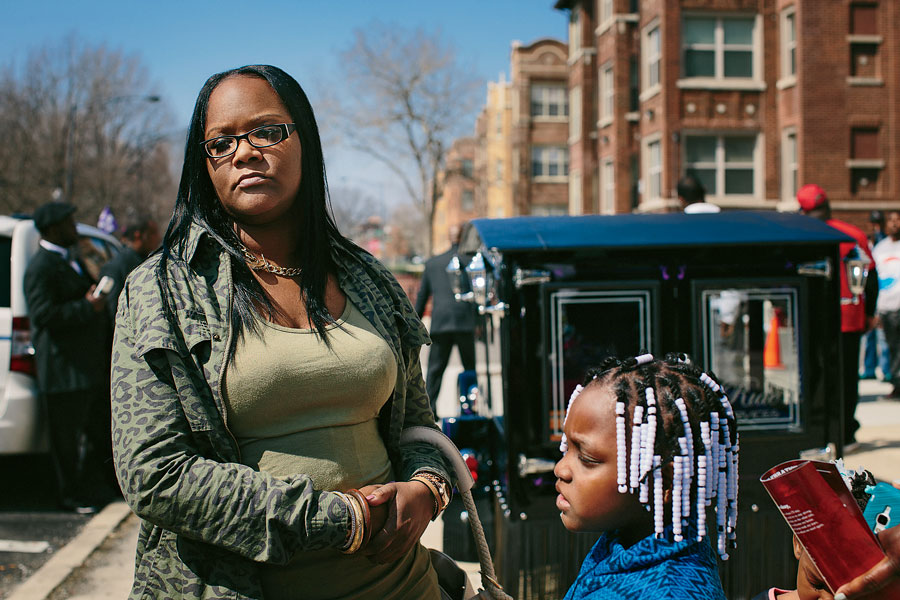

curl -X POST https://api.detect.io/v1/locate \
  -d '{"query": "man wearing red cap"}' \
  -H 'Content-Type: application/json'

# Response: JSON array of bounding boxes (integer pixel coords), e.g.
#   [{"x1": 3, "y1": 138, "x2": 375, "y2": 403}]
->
[{"x1": 798, "y1": 184, "x2": 878, "y2": 450}]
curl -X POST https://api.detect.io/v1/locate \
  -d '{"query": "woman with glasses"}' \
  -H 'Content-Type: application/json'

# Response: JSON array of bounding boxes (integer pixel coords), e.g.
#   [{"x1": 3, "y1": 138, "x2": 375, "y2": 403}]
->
[{"x1": 109, "y1": 65, "x2": 449, "y2": 600}]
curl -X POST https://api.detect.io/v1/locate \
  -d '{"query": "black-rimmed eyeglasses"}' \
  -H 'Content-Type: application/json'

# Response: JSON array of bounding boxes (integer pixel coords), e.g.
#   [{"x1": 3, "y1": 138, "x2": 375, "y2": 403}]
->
[{"x1": 200, "y1": 123, "x2": 297, "y2": 158}]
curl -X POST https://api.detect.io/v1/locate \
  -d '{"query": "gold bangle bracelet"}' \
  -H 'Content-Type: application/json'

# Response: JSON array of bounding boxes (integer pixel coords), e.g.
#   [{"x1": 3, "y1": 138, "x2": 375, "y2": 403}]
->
[
  {"x1": 411, "y1": 476, "x2": 442, "y2": 519},
  {"x1": 412, "y1": 471, "x2": 450, "y2": 512},
  {"x1": 339, "y1": 493, "x2": 365, "y2": 554}
]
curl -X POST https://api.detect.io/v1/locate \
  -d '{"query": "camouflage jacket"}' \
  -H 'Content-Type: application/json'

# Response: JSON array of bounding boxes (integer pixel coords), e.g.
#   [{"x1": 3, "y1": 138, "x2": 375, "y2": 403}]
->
[{"x1": 111, "y1": 222, "x2": 448, "y2": 600}]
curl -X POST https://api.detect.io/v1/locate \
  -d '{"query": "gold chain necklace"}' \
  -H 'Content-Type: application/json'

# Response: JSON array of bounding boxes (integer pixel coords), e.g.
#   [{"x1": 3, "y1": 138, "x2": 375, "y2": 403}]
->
[{"x1": 238, "y1": 243, "x2": 303, "y2": 277}]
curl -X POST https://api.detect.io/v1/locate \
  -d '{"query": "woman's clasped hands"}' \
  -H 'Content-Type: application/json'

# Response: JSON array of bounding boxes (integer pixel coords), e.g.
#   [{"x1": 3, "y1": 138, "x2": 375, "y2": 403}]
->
[{"x1": 358, "y1": 482, "x2": 435, "y2": 563}]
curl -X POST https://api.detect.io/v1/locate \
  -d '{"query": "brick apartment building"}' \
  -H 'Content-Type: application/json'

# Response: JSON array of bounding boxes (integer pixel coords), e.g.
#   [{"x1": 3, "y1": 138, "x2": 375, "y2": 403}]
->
[
  {"x1": 435, "y1": 38, "x2": 571, "y2": 245},
  {"x1": 510, "y1": 38, "x2": 572, "y2": 216},
  {"x1": 431, "y1": 137, "x2": 479, "y2": 253},
  {"x1": 475, "y1": 75, "x2": 515, "y2": 220},
  {"x1": 554, "y1": 0, "x2": 899, "y2": 226}
]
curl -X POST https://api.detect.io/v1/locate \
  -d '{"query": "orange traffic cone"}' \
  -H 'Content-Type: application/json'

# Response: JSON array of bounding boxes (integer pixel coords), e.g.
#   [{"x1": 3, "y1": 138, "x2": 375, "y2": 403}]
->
[{"x1": 764, "y1": 314, "x2": 784, "y2": 369}]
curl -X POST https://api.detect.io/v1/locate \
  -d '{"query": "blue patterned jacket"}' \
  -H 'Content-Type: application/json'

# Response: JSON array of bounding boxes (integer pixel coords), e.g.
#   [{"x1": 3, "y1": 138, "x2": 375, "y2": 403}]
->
[{"x1": 564, "y1": 530, "x2": 726, "y2": 600}]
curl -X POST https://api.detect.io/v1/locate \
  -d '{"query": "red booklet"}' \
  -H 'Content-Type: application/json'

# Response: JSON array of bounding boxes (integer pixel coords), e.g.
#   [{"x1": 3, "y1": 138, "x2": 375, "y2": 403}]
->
[{"x1": 760, "y1": 459, "x2": 900, "y2": 598}]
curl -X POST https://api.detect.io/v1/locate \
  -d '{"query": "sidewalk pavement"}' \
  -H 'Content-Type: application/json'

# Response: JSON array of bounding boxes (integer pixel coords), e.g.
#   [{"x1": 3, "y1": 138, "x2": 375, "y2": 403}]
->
[
  {"x1": 11, "y1": 369, "x2": 899, "y2": 599},
  {"x1": 843, "y1": 377, "x2": 900, "y2": 484}
]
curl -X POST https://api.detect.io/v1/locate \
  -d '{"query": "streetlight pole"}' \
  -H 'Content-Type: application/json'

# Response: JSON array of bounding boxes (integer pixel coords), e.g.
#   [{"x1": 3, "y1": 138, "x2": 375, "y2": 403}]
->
[{"x1": 61, "y1": 94, "x2": 160, "y2": 202}]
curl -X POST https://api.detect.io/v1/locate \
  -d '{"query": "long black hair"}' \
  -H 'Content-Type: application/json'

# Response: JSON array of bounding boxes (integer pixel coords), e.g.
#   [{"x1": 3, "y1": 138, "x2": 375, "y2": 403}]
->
[{"x1": 159, "y1": 65, "x2": 349, "y2": 345}]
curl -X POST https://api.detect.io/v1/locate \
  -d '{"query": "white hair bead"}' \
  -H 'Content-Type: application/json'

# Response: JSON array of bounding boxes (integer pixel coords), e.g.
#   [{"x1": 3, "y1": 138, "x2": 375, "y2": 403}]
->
[
  {"x1": 629, "y1": 405, "x2": 644, "y2": 491},
  {"x1": 635, "y1": 353, "x2": 654, "y2": 365},
  {"x1": 559, "y1": 384, "x2": 584, "y2": 453},
  {"x1": 673, "y1": 455, "x2": 684, "y2": 542},
  {"x1": 696, "y1": 454, "x2": 707, "y2": 542},
  {"x1": 653, "y1": 455, "x2": 664, "y2": 538},
  {"x1": 616, "y1": 401, "x2": 628, "y2": 493}
]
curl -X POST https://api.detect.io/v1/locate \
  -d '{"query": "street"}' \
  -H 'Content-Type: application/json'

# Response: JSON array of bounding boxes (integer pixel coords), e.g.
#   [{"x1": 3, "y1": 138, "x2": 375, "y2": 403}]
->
[{"x1": 3, "y1": 354, "x2": 899, "y2": 599}]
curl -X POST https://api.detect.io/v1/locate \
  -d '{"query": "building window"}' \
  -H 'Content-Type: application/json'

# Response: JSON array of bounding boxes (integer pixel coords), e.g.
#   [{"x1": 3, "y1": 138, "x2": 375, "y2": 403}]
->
[
  {"x1": 851, "y1": 3, "x2": 878, "y2": 35},
  {"x1": 494, "y1": 112, "x2": 503, "y2": 136},
  {"x1": 461, "y1": 159, "x2": 474, "y2": 178},
  {"x1": 532, "y1": 146, "x2": 569, "y2": 180},
  {"x1": 646, "y1": 139, "x2": 662, "y2": 200},
  {"x1": 782, "y1": 129, "x2": 798, "y2": 201},
  {"x1": 781, "y1": 8, "x2": 796, "y2": 79},
  {"x1": 644, "y1": 25, "x2": 661, "y2": 91},
  {"x1": 569, "y1": 8, "x2": 581, "y2": 56},
  {"x1": 599, "y1": 0, "x2": 613, "y2": 26},
  {"x1": 569, "y1": 86, "x2": 582, "y2": 140},
  {"x1": 532, "y1": 204, "x2": 569, "y2": 216},
  {"x1": 599, "y1": 63, "x2": 615, "y2": 124},
  {"x1": 495, "y1": 159, "x2": 504, "y2": 183},
  {"x1": 852, "y1": 169, "x2": 880, "y2": 193},
  {"x1": 569, "y1": 171, "x2": 583, "y2": 215},
  {"x1": 852, "y1": 128, "x2": 879, "y2": 159},
  {"x1": 461, "y1": 189, "x2": 474, "y2": 212},
  {"x1": 601, "y1": 158, "x2": 616, "y2": 214},
  {"x1": 851, "y1": 44, "x2": 880, "y2": 78},
  {"x1": 685, "y1": 134, "x2": 758, "y2": 197},
  {"x1": 682, "y1": 15, "x2": 756, "y2": 80},
  {"x1": 531, "y1": 83, "x2": 568, "y2": 118}
]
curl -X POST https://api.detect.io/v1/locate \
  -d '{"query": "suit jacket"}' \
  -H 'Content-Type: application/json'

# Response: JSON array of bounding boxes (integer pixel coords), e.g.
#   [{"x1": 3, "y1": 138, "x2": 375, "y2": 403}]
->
[
  {"x1": 415, "y1": 246, "x2": 476, "y2": 334},
  {"x1": 23, "y1": 247, "x2": 110, "y2": 394},
  {"x1": 99, "y1": 246, "x2": 144, "y2": 322}
]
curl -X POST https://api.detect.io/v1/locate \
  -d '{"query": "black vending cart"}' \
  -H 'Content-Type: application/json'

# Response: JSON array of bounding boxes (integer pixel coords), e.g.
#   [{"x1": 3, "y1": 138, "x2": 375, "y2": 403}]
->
[{"x1": 443, "y1": 211, "x2": 855, "y2": 600}]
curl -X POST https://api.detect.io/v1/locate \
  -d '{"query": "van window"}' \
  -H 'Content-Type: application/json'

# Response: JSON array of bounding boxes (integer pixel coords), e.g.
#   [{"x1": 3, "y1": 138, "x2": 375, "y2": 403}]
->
[{"x1": 0, "y1": 236, "x2": 10, "y2": 308}]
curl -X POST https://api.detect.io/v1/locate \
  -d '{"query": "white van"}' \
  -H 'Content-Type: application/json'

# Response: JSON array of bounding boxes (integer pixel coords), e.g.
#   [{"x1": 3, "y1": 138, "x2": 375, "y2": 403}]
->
[{"x1": 0, "y1": 215, "x2": 122, "y2": 454}]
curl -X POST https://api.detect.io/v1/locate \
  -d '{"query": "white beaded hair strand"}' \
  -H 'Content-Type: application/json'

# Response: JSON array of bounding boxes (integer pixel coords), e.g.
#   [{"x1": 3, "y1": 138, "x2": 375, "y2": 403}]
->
[{"x1": 616, "y1": 401, "x2": 628, "y2": 493}]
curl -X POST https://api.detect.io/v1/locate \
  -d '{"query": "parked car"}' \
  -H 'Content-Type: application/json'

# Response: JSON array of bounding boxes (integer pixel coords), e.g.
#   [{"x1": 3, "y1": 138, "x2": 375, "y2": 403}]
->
[
  {"x1": 0, "y1": 215, "x2": 121, "y2": 454},
  {"x1": 443, "y1": 211, "x2": 853, "y2": 600}
]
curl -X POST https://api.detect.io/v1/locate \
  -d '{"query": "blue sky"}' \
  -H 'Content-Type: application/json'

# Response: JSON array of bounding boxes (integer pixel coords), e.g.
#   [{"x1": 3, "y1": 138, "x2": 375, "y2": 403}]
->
[{"x1": 2, "y1": 1, "x2": 567, "y2": 202}]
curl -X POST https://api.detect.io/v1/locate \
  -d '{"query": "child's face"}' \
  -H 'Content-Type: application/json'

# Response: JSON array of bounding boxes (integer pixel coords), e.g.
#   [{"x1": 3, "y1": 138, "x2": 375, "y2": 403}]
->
[
  {"x1": 554, "y1": 383, "x2": 649, "y2": 539},
  {"x1": 792, "y1": 536, "x2": 833, "y2": 600}
]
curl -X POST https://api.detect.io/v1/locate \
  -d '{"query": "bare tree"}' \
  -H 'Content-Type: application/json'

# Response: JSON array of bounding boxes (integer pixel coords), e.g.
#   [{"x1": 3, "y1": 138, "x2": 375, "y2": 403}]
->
[
  {"x1": 0, "y1": 36, "x2": 177, "y2": 227},
  {"x1": 328, "y1": 23, "x2": 483, "y2": 255},
  {"x1": 329, "y1": 185, "x2": 386, "y2": 236}
]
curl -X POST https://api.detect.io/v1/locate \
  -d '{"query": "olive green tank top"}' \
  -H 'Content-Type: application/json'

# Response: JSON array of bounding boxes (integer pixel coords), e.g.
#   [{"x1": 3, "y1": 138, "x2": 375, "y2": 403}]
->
[{"x1": 223, "y1": 300, "x2": 438, "y2": 600}]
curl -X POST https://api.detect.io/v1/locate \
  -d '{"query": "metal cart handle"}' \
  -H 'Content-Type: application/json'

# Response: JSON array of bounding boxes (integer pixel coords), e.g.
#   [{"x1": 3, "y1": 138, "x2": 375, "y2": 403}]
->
[{"x1": 401, "y1": 426, "x2": 513, "y2": 600}]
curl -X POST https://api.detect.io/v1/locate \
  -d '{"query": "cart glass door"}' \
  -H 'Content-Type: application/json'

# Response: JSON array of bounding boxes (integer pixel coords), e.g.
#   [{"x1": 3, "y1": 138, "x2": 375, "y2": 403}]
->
[
  {"x1": 698, "y1": 285, "x2": 803, "y2": 431},
  {"x1": 547, "y1": 286, "x2": 658, "y2": 442}
]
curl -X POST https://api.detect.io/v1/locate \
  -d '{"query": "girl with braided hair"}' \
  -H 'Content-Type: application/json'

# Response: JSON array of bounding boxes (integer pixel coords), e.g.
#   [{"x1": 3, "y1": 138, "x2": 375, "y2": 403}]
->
[{"x1": 554, "y1": 352, "x2": 738, "y2": 600}]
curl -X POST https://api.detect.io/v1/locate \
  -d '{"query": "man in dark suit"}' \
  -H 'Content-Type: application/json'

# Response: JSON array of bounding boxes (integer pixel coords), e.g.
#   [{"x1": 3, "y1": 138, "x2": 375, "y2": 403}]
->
[
  {"x1": 415, "y1": 225, "x2": 477, "y2": 417},
  {"x1": 24, "y1": 202, "x2": 113, "y2": 513},
  {"x1": 99, "y1": 217, "x2": 161, "y2": 322}
]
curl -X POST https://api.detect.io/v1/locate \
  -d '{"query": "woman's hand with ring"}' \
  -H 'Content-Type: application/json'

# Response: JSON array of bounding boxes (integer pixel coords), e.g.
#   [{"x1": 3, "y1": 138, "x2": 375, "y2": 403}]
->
[{"x1": 361, "y1": 481, "x2": 433, "y2": 564}]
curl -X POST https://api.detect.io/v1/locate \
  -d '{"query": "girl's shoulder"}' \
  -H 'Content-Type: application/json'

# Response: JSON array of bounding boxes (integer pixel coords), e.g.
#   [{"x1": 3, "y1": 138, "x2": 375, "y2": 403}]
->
[{"x1": 570, "y1": 537, "x2": 725, "y2": 600}]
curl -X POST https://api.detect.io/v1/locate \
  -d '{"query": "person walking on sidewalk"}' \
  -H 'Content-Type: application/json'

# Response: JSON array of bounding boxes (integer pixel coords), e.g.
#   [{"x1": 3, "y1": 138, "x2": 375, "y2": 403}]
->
[
  {"x1": 415, "y1": 224, "x2": 477, "y2": 417},
  {"x1": 873, "y1": 210, "x2": 900, "y2": 399},
  {"x1": 798, "y1": 184, "x2": 878, "y2": 448},
  {"x1": 24, "y1": 202, "x2": 114, "y2": 513},
  {"x1": 862, "y1": 210, "x2": 891, "y2": 380}
]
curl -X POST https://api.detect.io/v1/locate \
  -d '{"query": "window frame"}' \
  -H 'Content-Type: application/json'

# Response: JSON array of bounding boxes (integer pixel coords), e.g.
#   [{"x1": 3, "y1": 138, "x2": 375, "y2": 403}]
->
[
  {"x1": 601, "y1": 157, "x2": 616, "y2": 214},
  {"x1": 782, "y1": 128, "x2": 798, "y2": 202},
  {"x1": 640, "y1": 21, "x2": 662, "y2": 101},
  {"x1": 679, "y1": 13, "x2": 763, "y2": 90},
  {"x1": 642, "y1": 134, "x2": 663, "y2": 202},
  {"x1": 530, "y1": 83, "x2": 569, "y2": 120},
  {"x1": 599, "y1": 61, "x2": 615, "y2": 127},
  {"x1": 683, "y1": 131, "x2": 762, "y2": 201},
  {"x1": 779, "y1": 7, "x2": 797, "y2": 88},
  {"x1": 531, "y1": 145, "x2": 569, "y2": 182},
  {"x1": 569, "y1": 85, "x2": 582, "y2": 142}
]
